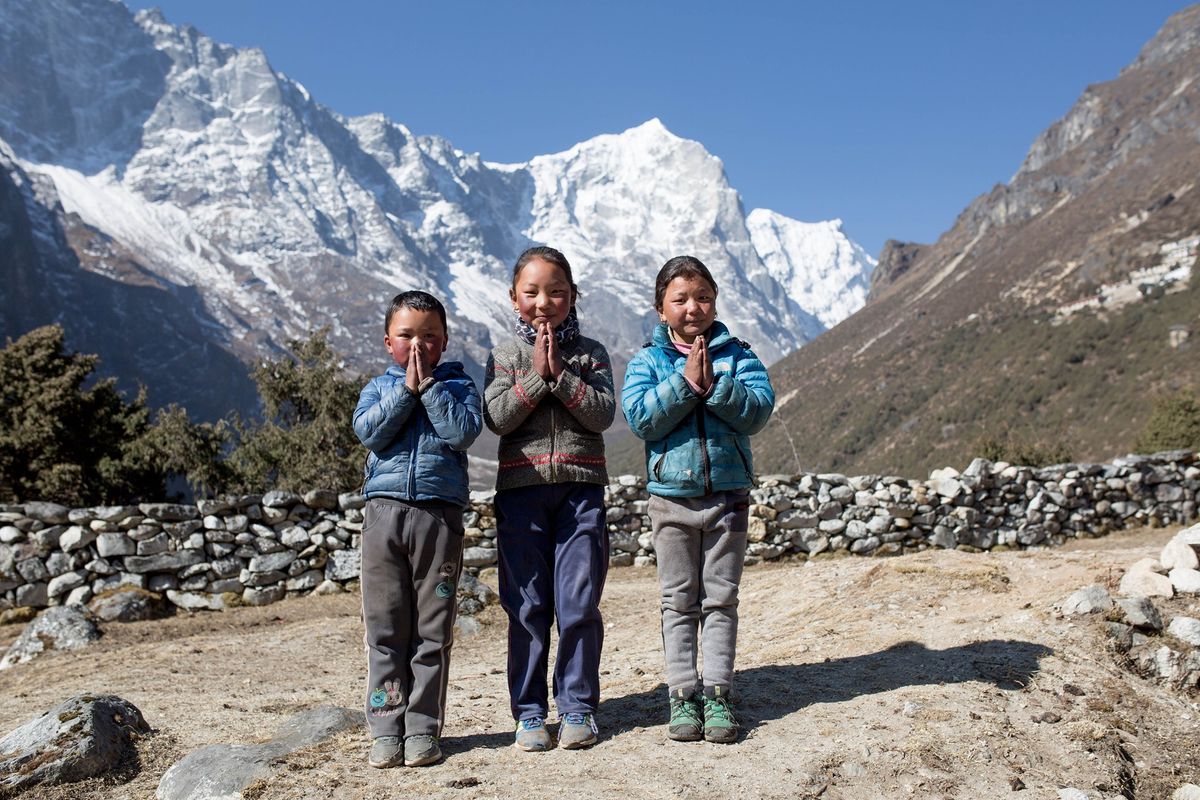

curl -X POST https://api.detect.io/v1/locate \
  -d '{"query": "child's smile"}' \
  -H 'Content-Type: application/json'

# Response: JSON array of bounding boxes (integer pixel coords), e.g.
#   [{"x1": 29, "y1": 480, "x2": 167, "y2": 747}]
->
[{"x1": 512, "y1": 257, "x2": 574, "y2": 329}]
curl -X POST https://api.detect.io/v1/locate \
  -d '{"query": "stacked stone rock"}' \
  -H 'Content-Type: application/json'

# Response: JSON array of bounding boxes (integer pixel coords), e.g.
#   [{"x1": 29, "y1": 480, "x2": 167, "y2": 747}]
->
[
  {"x1": 0, "y1": 451, "x2": 1195, "y2": 613},
  {"x1": 0, "y1": 489, "x2": 363, "y2": 613},
  {"x1": 1062, "y1": 521, "x2": 1200, "y2": 692}
]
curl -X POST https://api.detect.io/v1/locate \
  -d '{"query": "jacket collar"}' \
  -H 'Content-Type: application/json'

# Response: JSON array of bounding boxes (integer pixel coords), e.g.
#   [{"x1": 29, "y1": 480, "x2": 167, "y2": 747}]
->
[{"x1": 651, "y1": 320, "x2": 733, "y2": 352}]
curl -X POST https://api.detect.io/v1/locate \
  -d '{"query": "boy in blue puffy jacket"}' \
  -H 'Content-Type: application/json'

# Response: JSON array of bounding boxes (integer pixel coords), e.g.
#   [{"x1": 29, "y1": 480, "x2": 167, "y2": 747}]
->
[
  {"x1": 622, "y1": 256, "x2": 774, "y2": 745},
  {"x1": 351, "y1": 290, "x2": 482, "y2": 768}
]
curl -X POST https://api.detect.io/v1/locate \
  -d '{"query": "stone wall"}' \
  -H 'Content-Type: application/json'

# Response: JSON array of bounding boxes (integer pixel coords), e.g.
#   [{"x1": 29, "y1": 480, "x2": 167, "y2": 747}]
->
[{"x1": 1, "y1": 451, "x2": 1196, "y2": 613}]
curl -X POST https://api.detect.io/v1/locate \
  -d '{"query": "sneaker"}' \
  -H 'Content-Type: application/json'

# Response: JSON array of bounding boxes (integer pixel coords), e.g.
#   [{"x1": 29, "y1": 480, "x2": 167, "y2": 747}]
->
[
  {"x1": 368, "y1": 735, "x2": 403, "y2": 768},
  {"x1": 403, "y1": 734, "x2": 441, "y2": 767},
  {"x1": 702, "y1": 687, "x2": 738, "y2": 744},
  {"x1": 667, "y1": 690, "x2": 703, "y2": 742},
  {"x1": 557, "y1": 712, "x2": 598, "y2": 750},
  {"x1": 514, "y1": 717, "x2": 553, "y2": 751}
]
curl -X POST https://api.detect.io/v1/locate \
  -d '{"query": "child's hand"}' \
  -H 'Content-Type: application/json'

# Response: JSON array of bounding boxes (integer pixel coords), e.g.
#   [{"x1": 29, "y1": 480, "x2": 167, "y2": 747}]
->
[
  {"x1": 546, "y1": 324, "x2": 565, "y2": 380},
  {"x1": 698, "y1": 335, "x2": 713, "y2": 391},
  {"x1": 406, "y1": 343, "x2": 425, "y2": 392},
  {"x1": 684, "y1": 338, "x2": 704, "y2": 390},
  {"x1": 532, "y1": 323, "x2": 552, "y2": 380}
]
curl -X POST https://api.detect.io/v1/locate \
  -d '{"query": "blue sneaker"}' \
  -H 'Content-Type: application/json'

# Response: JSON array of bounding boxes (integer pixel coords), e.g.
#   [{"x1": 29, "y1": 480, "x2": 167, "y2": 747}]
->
[
  {"x1": 558, "y1": 712, "x2": 598, "y2": 750},
  {"x1": 514, "y1": 717, "x2": 552, "y2": 751}
]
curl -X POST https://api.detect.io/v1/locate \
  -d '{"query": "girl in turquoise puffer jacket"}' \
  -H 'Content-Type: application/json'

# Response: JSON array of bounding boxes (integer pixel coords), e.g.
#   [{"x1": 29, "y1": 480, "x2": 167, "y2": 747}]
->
[{"x1": 621, "y1": 255, "x2": 775, "y2": 746}]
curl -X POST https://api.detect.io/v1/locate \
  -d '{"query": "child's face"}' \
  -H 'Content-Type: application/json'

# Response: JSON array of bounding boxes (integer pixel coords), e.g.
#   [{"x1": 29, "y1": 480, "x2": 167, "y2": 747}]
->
[
  {"x1": 384, "y1": 306, "x2": 447, "y2": 369},
  {"x1": 511, "y1": 258, "x2": 574, "y2": 330},
  {"x1": 658, "y1": 274, "x2": 717, "y2": 343}
]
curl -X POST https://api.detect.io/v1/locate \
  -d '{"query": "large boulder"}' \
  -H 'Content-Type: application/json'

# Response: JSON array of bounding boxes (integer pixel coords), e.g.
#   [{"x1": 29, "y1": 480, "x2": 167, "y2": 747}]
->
[
  {"x1": 156, "y1": 706, "x2": 357, "y2": 800},
  {"x1": 0, "y1": 605, "x2": 101, "y2": 670},
  {"x1": 0, "y1": 694, "x2": 150, "y2": 795},
  {"x1": 88, "y1": 588, "x2": 169, "y2": 623}
]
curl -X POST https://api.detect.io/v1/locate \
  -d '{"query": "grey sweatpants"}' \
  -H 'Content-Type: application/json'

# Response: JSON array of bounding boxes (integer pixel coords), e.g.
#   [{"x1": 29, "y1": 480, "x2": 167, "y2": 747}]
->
[
  {"x1": 361, "y1": 498, "x2": 464, "y2": 738},
  {"x1": 650, "y1": 491, "x2": 749, "y2": 697}
]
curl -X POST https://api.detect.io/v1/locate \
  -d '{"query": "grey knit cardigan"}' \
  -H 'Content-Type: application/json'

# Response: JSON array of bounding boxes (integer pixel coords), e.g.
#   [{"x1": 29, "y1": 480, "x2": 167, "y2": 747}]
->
[{"x1": 483, "y1": 335, "x2": 616, "y2": 491}]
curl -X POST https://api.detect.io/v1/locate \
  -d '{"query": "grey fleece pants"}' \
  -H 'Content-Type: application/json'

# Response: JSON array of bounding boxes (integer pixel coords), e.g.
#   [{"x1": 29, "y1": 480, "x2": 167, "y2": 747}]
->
[
  {"x1": 361, "y1": 498, "x2": 464, "y2": 738},
  {"x1": 650, "y1": 491, "x2": 749, "y2": 698}
]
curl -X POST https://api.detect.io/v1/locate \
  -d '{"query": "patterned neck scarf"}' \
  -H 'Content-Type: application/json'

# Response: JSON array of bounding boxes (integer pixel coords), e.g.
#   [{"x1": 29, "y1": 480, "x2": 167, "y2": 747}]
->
[{"x1": 514, "y1": 308, "x2": 581, "y2": 346}]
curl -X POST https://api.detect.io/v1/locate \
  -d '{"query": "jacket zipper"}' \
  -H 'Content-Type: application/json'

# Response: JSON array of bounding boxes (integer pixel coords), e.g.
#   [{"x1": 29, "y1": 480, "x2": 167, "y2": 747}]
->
[
  {"x1": 407, "y1": 410, "x2": 418, "y2": 498},
  {"x1": 550, "y1": 400, "x2": 557, "y2": 482},
  {"x1": 696, "y1": 407, "x2": 712, "y2": 494}
]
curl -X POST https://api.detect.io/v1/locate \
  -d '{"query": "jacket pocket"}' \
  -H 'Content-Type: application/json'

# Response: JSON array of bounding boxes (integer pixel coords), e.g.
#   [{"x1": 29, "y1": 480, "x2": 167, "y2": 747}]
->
[{"x1": 650, "y1": 452, "x2": 665, "y2": 483}]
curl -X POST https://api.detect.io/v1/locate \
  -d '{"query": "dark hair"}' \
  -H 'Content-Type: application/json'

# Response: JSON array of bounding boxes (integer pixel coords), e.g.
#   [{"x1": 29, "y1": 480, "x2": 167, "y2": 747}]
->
[
  {"x1": 385, "y1": 290, "x2": 447, "y2": 335},
  {"x1": 654, "y1": 255, "x2": 718, "y2": 310},
  {"x1": 512, "y1": 245, "x2": 578, "y2": 297}
]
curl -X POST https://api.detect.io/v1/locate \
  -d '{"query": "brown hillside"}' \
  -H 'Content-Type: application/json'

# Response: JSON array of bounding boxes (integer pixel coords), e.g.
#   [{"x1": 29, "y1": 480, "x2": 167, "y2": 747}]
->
[{"x1": 759, "y1": 5, "x2": 1200, "y2": 477}]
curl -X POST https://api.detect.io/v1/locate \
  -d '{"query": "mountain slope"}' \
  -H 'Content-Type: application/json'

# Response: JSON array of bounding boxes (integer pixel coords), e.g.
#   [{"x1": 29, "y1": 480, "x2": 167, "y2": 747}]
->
[
  {"x1": 758, "y1": 4, "x2": 1200, "y2": 477},
  {"x1": 0, "y1": 0, "x2": 874, "y2": 425}
]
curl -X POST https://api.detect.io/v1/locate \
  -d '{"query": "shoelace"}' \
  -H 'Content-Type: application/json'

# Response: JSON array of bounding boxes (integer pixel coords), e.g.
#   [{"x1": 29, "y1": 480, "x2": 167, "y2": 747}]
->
[
  {"x1": 670, "y1": 698, "x2": 702, "y2": 725},
  {"x1": 562, "y1": 712, "x2": 597, "y2": 732},
  {"x1": 520, "y1": 717, "x2": 545, "y2": 730},
  {"x1": 704, "y1": 696, "x2": 736, "y2": 724}
]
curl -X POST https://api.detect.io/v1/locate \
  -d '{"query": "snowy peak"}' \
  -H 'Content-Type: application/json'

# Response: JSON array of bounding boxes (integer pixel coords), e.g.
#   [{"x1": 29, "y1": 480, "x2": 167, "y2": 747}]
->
[
  {"x1": 0, "y1": 0, "x2": 877, "y2": 416},
  {"x1": 747, "y1": 210, "x2": 876, "y2": 328}
]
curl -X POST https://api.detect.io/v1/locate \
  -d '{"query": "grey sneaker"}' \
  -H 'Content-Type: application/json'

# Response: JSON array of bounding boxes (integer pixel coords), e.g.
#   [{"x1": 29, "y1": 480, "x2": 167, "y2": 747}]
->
[
  {"x1": 557, "y1": 712, "x2": 598, "y2": 750},
  {"x1": 368, "y1": 735, "x2": 403, "y2": 768},
  {"x1": 667, "y1": 690, "x2": 703, "y2": 742},
  {"x1": 403, "y1": 734, "x2": 441, "y2": 767},
  {"x1": 514, "y1": 717, "x2": 552, "y2": 751}
]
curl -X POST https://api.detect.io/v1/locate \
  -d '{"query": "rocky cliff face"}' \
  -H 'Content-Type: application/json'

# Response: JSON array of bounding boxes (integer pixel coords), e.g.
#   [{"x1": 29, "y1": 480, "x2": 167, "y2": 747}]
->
[
  {"x1": 0, "y1": 0, "x2": 874, "y2": 421},
  {"x1": 761, "y1": 4, "x2": 1200, "y2": 477}
]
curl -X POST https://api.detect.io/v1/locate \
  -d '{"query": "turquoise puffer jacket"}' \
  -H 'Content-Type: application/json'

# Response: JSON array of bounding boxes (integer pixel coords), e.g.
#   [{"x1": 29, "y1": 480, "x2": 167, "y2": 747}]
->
[
  {"x1": 621, "y1": 322, "x2": 775, "y2": 498},
  {"x1": 352, "y1": 361, "x2": 482, "y2": 507}
]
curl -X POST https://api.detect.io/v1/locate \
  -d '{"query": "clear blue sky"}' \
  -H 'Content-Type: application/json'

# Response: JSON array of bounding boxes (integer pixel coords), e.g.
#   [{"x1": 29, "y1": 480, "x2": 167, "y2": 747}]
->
[{"x1": 125, "y1": 1, "x2": 1194, "y2": 257}]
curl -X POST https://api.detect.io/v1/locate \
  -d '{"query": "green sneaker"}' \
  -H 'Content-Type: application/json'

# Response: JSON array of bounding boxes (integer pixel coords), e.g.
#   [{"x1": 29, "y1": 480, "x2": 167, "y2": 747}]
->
[
  {"x1": 667, "y1": 690, "x2": 703, "y2": 741},
  {"x1": 514, "y1": 717, "x2": 553, "y2": 751},
  {"x1": 702, "y1": 686, "x2": 738, "y2": 744}
]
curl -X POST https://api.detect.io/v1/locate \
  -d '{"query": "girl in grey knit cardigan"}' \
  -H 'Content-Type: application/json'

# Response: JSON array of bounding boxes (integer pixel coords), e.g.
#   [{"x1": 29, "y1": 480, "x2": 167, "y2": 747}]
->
[{"x1": 483, "y1": 246, "x2": 615, "y2": 752}]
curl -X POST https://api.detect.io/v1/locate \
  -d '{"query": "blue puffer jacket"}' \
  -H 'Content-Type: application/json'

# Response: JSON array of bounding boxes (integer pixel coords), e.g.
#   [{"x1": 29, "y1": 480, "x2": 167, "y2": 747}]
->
[
  {"x1": 352, "y1": 361, "x2": 482, "y2": 507},
  {"x1": 622, "y1": 322, "x2": 775, "y2": 498}
]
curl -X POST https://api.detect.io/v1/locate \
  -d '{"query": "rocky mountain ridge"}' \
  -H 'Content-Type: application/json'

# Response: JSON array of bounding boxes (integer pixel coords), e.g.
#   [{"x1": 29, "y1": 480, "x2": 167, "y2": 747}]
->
[
  {"x1": 758, "y1": 4, "x2": 1200, "y2": 477},
  {"x1": 0, "y1": 0, "x2": 874, "y2": 421}
]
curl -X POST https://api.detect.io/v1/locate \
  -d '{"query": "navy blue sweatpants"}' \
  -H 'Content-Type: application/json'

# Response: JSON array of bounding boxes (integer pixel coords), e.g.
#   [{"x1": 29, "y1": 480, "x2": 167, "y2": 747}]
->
[{"x1": 495, "y1": 482, "x2": 608, "y2": 722}]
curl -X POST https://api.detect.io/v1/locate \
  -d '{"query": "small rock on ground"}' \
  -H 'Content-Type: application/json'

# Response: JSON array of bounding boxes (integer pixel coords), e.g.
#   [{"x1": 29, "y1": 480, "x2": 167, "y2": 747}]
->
[{"x1": 156, "y1": 705, "x2": 358, "y2": 800}]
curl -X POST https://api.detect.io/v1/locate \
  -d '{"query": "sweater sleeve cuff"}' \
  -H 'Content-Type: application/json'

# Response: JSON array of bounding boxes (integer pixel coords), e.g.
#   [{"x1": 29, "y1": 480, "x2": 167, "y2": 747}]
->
[
  {"x1": 516, "y1": 369, "x2": 550, "y2": 410},
  {"x1": 550, "y1": 368, "x2": 588, "y2": 410}
]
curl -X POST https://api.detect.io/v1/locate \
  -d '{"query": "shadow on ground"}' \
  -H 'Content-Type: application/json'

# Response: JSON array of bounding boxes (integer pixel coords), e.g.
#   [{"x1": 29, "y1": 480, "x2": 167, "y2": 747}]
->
[{"x1": 596, "y1": 639, "x2": 1054, "y2": 740}]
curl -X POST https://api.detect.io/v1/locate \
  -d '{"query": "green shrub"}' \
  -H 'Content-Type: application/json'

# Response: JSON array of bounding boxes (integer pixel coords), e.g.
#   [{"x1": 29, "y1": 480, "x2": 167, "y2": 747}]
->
[
  {"x1": 974, "y1": 431, "x2": 1074, "y2": 467},
  {"x1": 227, "y1": 329, "x2": 365, "y2": 493},
  {"x1": 1136, "y1": 391, "x2": 1200, "y2": 453},
  {"x1": 1, "y1": 326, "x2": 163, "y2": 503}
]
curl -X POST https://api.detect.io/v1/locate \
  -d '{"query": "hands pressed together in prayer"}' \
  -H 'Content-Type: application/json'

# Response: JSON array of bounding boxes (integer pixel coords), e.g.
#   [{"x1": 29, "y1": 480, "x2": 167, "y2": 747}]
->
[
  {"x1": 405, "y1": 341, "x2": 431, "y2": 393},
  {"x1": 532, "y1": 322, "x2": 566, "y2": 382},
  {"x1": 683, "y1": 334, "x2": 714, "y2": 394}
]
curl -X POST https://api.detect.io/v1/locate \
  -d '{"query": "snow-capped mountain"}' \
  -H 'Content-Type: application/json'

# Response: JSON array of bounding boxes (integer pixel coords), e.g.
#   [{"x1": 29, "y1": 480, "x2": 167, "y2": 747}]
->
[
  {"x1": 746, "y1": 211, "x2": 875, "y2": 329},
  {"x1": 0, "y1": 0, "x2": 875, "y2": 417}
]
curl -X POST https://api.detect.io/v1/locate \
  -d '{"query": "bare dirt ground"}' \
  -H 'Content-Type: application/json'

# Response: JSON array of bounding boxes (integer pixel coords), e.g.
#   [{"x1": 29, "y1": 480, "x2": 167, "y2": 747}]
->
[{"x1": 2, "y1": 525, "x2": 1199, "y2": 800}]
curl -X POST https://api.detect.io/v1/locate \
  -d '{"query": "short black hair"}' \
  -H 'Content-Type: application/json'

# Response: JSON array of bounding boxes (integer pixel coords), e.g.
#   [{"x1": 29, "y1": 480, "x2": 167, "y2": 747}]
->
[
  {"x1": 654, "y1": 255, "x2": 718, "y2": 310},
  {"x1": 512, "y1": 245, "x2": 578, "y2": 297},
  {"x1": 385, "y1": 290, "x2": 447, "y2": 335}
]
